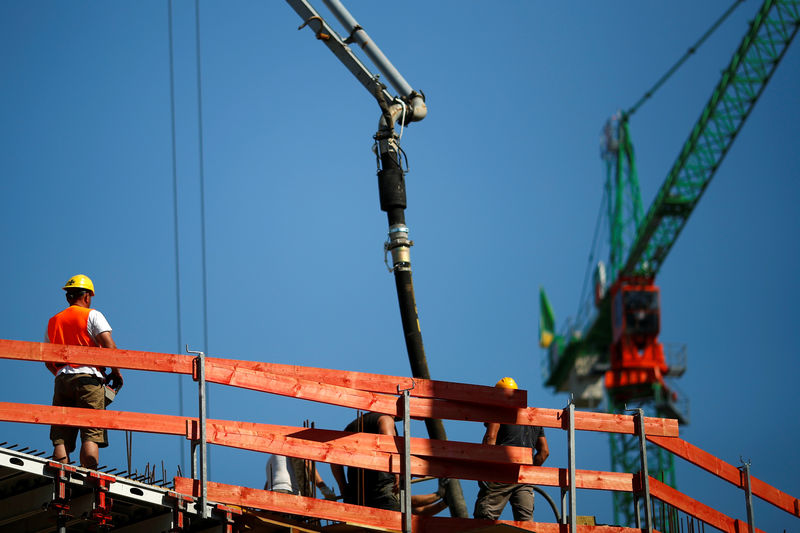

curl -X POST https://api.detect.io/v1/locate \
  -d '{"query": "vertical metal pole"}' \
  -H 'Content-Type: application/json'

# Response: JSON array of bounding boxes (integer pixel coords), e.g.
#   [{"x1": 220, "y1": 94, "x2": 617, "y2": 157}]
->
[
  {"x1": 398, "y1": 384, "x2": 413, "y2": 533},
  {"x1": 634, "y1": 409, "x2": 654, "y2": 533},
  {"x1": 740, "y1": 460, "x2": 755, "y2": 533},
  {"x1": 190, "y1": 441, "x2": 197, "y2": 480},
  {"x1": 560, "y1": 488, "x2": 567, "y2": 525},
  {"x1": 634, "y1": 494, "x2": 642, "y2": 529},
  {"x1": 566, "y1": 400, "x2": 577, "y2": 531},
  {"x1": 188, "y1": 347, "x2": 209, "y2": 519}
]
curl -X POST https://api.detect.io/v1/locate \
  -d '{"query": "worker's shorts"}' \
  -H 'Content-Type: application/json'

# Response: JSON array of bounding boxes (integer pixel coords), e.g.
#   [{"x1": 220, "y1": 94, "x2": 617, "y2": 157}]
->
[
  {"x1": 474, "y1": 481, "x2": 534, "y2": 521},
  {"x1": 50, "y1": 373, "x2": 108, "y2": 453}
]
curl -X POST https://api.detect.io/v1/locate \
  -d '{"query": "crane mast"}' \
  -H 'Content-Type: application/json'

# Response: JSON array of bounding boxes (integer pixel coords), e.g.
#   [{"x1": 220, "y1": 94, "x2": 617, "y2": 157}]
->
[{"x1": 542, "y1": 0, "x2": 800, "y2": 527}]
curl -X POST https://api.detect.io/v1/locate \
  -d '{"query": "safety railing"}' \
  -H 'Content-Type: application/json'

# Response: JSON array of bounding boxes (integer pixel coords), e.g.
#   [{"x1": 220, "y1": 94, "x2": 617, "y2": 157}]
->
[{"x1": 0, "y1": 338, "x2": 797, "y2": 532}]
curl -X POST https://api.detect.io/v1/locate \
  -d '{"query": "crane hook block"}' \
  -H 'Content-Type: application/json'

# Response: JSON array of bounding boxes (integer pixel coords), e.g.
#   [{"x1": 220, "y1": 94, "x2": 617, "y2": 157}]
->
[{"x1": 377, "y1": 166, "x2": 406, "y2": 212}]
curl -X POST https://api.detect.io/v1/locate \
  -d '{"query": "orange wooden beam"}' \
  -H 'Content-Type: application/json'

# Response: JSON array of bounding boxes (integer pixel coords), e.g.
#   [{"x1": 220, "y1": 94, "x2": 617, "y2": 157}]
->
[
  {"x1": 649, "y1": 477, "x2": 765, "y2": 533},
  {"x1": 0, "y1": 402, "x2": 634, "y2": 491},
  {"x1": 209, "y1": 355, "x2": 527, "y2": 408},
  {"x1": 173, "y1": 478, "x2": 645, "y2": 533},
  {"x1": 0, "y1": 338, "x2": 521, "y2": 406},
  {"x1": 648, "y1": 435, "x2": 800, "y2": 520},
  {"x1": 195, "y1": 421, "x2": 532, "y2": 465},
  {"x1": 0, "y1": 339, "x2": 678, "y2": 437},
  {"x1": 0, "y1": 401, "x2": 187, "y2": 435}
]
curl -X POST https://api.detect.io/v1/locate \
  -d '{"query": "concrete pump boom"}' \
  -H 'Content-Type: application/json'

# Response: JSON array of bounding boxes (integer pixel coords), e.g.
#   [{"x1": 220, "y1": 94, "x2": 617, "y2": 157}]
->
[{"x1": 285, "y1": 0, "x2": 467, "y2": 518}]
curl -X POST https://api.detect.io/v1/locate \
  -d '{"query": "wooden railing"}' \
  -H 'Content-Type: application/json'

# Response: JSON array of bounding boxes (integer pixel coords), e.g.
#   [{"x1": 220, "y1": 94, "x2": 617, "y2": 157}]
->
[{"x1": 0, "y1": 339, "x2": 796, "y2": 532}]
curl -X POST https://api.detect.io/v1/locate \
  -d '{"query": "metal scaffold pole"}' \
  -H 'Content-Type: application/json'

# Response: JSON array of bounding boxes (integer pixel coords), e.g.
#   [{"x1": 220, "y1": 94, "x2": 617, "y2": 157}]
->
[{"x1": 188, "y1": 346, "x2": 209, "y2": 519}]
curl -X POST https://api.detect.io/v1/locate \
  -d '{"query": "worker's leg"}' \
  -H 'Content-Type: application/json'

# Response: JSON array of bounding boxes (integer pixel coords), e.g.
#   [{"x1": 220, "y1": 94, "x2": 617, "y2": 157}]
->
[
  {"x1": 52, "y1": 443, "x2": 69, "y2": 463},
  {"x1": 474, "y1": 481, "x2": 513, "y2": 520},
  {"x1": 79, "y1": 441, "x2": 99, "y2": 469},
  {"x1": 509, "y1": 484, "x2": 534, "y2": 521},
  {"x1": 75, "y1": 375, "x2": 108, "y2": 469},
  {"x1": 50, "y1": 374, "x2": 77, "y2": 463}
]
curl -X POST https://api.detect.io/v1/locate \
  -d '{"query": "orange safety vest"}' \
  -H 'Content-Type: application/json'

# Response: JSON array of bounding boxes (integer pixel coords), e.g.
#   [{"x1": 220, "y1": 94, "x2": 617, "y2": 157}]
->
[{"x1": 47, "y1": 305, "x2": 98, "y2": 369}]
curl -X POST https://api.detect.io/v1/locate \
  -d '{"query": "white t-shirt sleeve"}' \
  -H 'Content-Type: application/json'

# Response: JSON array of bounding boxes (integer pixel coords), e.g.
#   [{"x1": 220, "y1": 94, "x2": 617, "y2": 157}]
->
[{"x1": 88, "y1": 309, "x2": 112, "y2": 341}]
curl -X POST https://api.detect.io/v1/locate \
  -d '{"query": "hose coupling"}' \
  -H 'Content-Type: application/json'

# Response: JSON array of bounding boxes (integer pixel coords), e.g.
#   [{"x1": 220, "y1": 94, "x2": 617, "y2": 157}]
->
[{"x1": 383, "y1": 224, "x2": 413, "y2": 272}]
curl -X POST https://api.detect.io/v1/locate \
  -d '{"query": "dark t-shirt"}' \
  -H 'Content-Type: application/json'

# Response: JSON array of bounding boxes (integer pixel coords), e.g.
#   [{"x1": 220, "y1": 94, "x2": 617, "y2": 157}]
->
[
  {"x1": 344, "y1": 413, "x2": 397, "y2": 504},
  {"x1": 495, "y1": 424, "x2": 545, "y2": 462}
]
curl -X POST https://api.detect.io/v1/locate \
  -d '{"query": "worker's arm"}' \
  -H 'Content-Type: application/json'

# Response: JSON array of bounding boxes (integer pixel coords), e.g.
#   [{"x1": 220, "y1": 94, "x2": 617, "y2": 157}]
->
[
  {"x1": 482, "y1": 423, "x2": 500, "y2": 445},
  {"x1": 411, "y1": 494, "x2": 448, "y2": 516},
  {"x1": 378, "y1": 415, "x2": 401, "y2": 491},
  {"x1": 95, "y1": 331, "x2": 124, "y2": 390},
  {"x1": 534, "y1": 435, "x2": 549, "y2": 466},
  {"x1": 45, "y1": 362, "x2": 59, "y2": 376},
  {"x1": 314, "y1": 468, "x2": 337, "y2": 500},
  {"x1": 331, "y1": 463, "x2": 347, "y2": 496}
]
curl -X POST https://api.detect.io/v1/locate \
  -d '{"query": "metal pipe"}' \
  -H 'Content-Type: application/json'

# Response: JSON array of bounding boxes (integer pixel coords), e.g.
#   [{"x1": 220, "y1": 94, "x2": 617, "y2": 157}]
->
[
  {"x1": 399, "y1": 386, "x2": 413, "y2": 533},
  {"x1": 740, "y1": 460, "x2": 755, "y2": 533},
  {"x1": 560, "y1": 488, "x2": 567, "y2": 525},
  {"x1": 634, "y1": 409, "x2": 654, "y2": 533},
  {"x1": 567, "y1": 400, "x2": 577, "y2": 531},
  {"x1": 321, "y1": 0, "x2": 413, "y2": 97},
  {"x1": 188, "y1": 347, "x2": 209, "y2": 519},
  {"x1": 533, "y1": 486, "x2": 561, "y2": 523}
]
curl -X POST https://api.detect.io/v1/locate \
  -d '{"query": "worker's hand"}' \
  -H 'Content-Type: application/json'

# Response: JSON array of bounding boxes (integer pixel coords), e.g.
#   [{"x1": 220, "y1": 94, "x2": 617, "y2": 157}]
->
[
  {"x1": 106, "y1": 370, "x2": 123, "y2": 392},
  {"x1": 318, "y1": 483, "x2": 337, "y2": 500},
  {"x1": 436, "y1": 477, "x2": 449, "y2": 499}
]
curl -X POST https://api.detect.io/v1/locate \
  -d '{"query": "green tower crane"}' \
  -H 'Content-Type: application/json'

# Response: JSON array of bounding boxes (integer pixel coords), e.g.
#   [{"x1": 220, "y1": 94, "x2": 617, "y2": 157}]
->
[{"x1": 540, "y1": 0, "x2": 800, "y2": 527}]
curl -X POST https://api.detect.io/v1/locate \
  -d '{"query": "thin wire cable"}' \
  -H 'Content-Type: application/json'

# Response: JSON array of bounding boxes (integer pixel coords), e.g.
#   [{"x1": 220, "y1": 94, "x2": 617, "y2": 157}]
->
[
  {"x1": 167, "y1": 0, "x2": 185, "y2": 473},
  {"x1": 625, "y1": 0, "x2": 746, "y2": 118},
  {"x1": 194, "y1": 0, "x2": 211, "y2": 473},
  {"x1": 575, "y1": 186, "x2": 609, "y2": 331}
]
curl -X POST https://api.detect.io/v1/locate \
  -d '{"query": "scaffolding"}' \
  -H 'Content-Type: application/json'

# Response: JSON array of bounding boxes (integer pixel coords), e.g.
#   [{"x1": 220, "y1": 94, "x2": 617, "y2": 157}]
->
[{"x1": 0, "y1": 338, "x2": 797, "y2": 532}]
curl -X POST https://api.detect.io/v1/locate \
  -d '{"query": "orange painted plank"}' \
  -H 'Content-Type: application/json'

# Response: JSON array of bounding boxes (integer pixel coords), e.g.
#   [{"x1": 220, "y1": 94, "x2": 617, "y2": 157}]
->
[
  {"x1": 649, "y1": 477, "x2": 766, "y2": 533},
  {"x1": 197, "y1": 422, "x2": 532, "y2": 465},
  {"x1": 174, "y1": 478, "x2": 644, "y2": 533},
  {"x1": 175, "y1": 477, "x2": 402, "y2": 531},
  {"x1": 202, "y1": 360, "x2": 677, "y2": 436},
  {"x1": 0, "y1": 338, "x2": 521, "y2": 407},
  {"x1": 0, "y1": 338, "x2": 193, "y2": 373},
  {"x1": 0, "y1": 339, "x2": 677, "y2": 436},
  {"x1": 649, "y1": 435, "x2": 800, "y2": 519},
  {"x1": 210, "y1": 356, "x2": 527, "y2": 408},
  {"x1": 203, "y1": 427, "x2": 634, "y2": 491},
  {"x1": 0, "y1": 401, "x2": 187, "y2": 435}
]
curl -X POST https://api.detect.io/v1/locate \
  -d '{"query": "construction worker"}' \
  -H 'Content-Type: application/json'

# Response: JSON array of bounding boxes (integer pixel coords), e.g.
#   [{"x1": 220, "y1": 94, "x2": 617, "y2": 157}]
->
[
  {"x1": 45, "y1": 274, "x2": 123, "y2": 469},
  {"x1": 331, "y1": 412, "x2": 450, "y2": 515},
  {"x1": 332, "y1": 412, "x2": 400, "y2": 511},
  {"x1": 265, "y1": 454, "x2": 337, "y2": 500},
  {"x1": 473, "y1": 377, "x2": 549, "y2": 522}
]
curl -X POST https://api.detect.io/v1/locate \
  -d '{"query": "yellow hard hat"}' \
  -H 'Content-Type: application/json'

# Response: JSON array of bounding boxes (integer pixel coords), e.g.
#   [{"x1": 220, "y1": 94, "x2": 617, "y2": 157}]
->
[
  {"x1": 63, "y1": 274, "x2": 95, "y2": 295},
  {"x1": 495, "y1": 377, "x2": 518, "y2": 389}
]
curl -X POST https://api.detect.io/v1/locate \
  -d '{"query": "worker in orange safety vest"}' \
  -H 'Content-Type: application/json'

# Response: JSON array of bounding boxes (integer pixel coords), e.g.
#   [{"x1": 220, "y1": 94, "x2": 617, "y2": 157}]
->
[{"x1": 45, "y1": 274, "x2": 123, "y2": 469}]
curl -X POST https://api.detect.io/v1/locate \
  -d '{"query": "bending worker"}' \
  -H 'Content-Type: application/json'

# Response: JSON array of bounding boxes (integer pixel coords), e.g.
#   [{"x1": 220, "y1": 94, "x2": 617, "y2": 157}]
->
[
  {"x1": 474, "y1": 377, "x2": 548, "y2": 522},
  {"x1": 331, "y1": 412, "x2": 449, "y2": 516},
  {"x1": 265, "y1": 454, "x2": 337, "y2": 500},
  {"x1": 46, "y1": 274, "x2": 123, "y2": 469}
]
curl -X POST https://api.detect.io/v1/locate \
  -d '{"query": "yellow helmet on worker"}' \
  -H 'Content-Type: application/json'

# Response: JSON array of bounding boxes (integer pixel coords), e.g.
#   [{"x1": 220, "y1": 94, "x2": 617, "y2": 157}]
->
[
  {"x1": 495, "y1": 377, "x2": 518, "y2": 389},
  {"x1": 62, "y1": 274, "x2": 95, "y2": 296}
]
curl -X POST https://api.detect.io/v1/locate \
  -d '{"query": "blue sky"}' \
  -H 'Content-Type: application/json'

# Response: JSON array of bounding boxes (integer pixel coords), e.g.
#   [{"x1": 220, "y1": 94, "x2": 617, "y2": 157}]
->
[{"x1": 1, "y1": 1, "x2": 798, "y2": 530}]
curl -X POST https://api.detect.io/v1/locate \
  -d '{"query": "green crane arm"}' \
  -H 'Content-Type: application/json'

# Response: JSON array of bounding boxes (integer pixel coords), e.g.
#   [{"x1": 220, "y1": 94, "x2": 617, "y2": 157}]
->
[
  {"x1": 623, "y1": 0, "x2": 800, "y2": 276},
  {"x1": 546, "y1": 0, "x2": 799, "y2": 390}
]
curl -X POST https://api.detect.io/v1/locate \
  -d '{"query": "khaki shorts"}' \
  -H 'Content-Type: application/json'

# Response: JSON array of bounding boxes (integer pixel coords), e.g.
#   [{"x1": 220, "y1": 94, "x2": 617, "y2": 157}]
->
[
  {"x1": 50, "y1": 373, "x2": 108, "y2": 452},
  {"x1": 474, "y1": 481, "x2": 534, "y2": 521}
]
